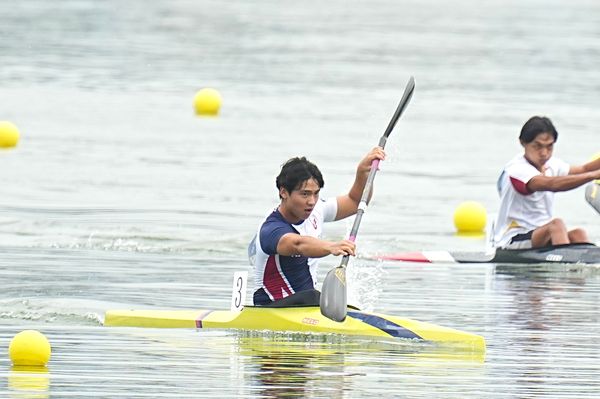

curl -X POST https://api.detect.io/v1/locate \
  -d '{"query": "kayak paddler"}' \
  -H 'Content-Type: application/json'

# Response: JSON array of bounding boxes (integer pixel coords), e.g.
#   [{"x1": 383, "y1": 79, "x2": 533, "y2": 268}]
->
[
  {"x1": 248, "y1": 147, "x2": 385, "y2": 306},
  {"x1": 493, "y1": 116, "x2": 600, "y2": 249}
]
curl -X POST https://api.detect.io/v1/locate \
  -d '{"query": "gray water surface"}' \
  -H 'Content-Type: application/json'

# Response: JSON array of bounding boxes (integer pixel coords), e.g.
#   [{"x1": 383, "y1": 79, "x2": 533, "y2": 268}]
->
[{"x1": 1, "y1": 0, "x2": 600, "y2": 397}]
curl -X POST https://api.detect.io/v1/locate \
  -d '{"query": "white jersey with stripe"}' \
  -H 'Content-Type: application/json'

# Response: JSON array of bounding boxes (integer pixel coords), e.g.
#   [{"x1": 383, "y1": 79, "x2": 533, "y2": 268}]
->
[
  {"x1": 249, "y1": 197, "x2": 338, "y2": 305},
  {"x1": 493, "y1": 154, "x2": 570, "y2": 248}
]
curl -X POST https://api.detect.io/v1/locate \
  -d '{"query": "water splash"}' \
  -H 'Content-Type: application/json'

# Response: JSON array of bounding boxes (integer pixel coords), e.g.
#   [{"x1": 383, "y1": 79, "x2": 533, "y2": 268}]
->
[
  {"x1": 346, "y1": 260, "x2": 386, "y2": 312},
  {"x1": 0, "y1": 298, "x2": 104, "y2": 326}
]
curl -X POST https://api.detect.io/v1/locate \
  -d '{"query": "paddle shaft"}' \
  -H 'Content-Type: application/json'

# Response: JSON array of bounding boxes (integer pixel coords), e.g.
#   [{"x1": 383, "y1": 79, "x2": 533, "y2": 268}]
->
[
  {"x1": 339, "y1": 77, "x2": 415, "y2": 267},
  {"x1": 320, "y1": 76, "x2": 415, "y2": 322},
  {"x1": 339, "y1": 142, "x2": 384, "y2": 267}
]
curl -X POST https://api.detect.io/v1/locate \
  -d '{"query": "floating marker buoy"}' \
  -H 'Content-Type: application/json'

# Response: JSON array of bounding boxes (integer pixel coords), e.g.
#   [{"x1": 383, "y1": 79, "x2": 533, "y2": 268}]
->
[
  {"x1": 453, "y1": 201, "x2": 487, "y2": 233},
  {"x1": 0, "y1": 121, "x2": 20, "y2": 148},
  {"x1": 193, "y1": 88, "x2": 222, "y2": 116},
  {"x1": 9, "y1": 330, "x2": 51, "y2": 367}
]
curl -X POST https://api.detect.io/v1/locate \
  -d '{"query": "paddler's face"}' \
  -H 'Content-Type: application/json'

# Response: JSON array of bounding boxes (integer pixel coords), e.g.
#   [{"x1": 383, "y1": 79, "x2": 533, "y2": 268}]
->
[
  {"x1": 522, "y1": 132, "x2": 555, "y2": 171},
  {"x1": 280, "y1": 178, "x2": 320, "y2": 221}
]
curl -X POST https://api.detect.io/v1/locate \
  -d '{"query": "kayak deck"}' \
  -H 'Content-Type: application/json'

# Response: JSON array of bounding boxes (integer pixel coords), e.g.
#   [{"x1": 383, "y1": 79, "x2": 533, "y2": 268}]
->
[{"x1": 104, "y1": 306, "x2": 485, "y2": 352}]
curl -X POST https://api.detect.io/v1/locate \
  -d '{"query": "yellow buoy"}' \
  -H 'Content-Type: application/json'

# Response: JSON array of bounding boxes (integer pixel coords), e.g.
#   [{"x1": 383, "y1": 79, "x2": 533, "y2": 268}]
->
[
  {"x1": 0, "y1": 121, "x2": 20, "y2": 148},
  {"x1": 9, "y1": 330, "x2": 52, "y2": 367},
  {"x1": 453, "y1": 201, "x2": 487, "y2": 233},
  {"x1": 193, "y1": 88, "x2": 222, "y2": 116}
]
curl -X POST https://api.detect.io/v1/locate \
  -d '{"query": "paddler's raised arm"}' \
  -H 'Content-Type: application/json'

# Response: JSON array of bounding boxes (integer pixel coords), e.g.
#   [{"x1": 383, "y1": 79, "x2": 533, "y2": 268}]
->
[{"x1": 334, "y1": 147, "x2": 386, "y2": 221}]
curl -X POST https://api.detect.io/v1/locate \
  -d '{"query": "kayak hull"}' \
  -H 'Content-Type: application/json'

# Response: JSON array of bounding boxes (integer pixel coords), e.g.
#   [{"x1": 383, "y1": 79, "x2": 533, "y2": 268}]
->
[
  {"x1": 489, "y1": 243, "x2": 600, "y2": 264},
  {"x1": 379, "y1": 243, "x2": 600, "y2": 264},
  {"x1": 104, "y1": 306, "x2": 485, "y2": 351}
]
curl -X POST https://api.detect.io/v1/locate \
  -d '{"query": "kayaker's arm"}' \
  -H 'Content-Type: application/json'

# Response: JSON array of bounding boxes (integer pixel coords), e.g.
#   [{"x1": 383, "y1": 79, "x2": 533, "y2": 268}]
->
[
  {"x1": 335, "y1": 147, "x2": 386, "y2": 220},
  {"x1": 527, "y1": 169, "x2": 600, "y2": 192},
  {"x1": 569, "y1": 157, "x2": 600, "y2": 175},
  {"x1": 276, "y1": 233, "x2": 356, "y2": 257}
]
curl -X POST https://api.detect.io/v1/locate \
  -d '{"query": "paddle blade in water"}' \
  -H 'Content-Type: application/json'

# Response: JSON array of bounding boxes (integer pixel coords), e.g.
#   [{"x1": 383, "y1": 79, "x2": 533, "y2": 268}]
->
[{"x1": 319, "y1": 266, "x2": 347, "y2": 322}]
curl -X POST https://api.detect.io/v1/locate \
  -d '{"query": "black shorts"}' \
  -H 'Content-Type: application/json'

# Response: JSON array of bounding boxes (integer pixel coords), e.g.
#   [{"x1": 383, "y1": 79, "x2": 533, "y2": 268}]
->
[
  {"x1": 254, "y1": 289, "x2": 320, "y2": 307},
  {"x1": 506, "y1": 230, "x2": 534, "y2": 249}
]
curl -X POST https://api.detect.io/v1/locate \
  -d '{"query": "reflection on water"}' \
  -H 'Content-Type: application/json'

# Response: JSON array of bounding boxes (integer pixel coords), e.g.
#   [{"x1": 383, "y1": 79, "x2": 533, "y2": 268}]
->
[
  {"x1": 8, "y1": 366, "x2": 50, "y2": 399},
  {"x1": 239, "y1": 334, "x2": 347, "y2": 399},
  {"x1": 234, "y1": 331, "x2": 485, "y2": 398},
  {"x1": 487, "y1": 264, "x2": 600, "y2": 398},
  {"x1": 494, "y1": 263, "x2": 599, "y2": 331}
]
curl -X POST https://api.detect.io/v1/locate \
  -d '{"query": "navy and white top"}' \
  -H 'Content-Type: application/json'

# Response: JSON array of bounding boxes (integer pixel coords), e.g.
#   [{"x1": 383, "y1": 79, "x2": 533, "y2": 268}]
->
[{"x1": 248, "y1": 198, "x2": 337, "y2": 305}]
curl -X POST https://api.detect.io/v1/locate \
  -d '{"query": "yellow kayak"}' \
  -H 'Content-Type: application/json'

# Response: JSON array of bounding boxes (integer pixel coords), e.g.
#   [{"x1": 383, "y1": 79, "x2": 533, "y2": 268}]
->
[{"x1": 104, "y1": 305, "x2": 485, "y2": 352}]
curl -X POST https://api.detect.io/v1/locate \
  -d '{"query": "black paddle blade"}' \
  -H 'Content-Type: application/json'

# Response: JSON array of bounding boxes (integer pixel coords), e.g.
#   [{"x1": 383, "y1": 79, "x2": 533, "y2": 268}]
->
[
  {"x1": 319, "y1": 266, "x2": 347, "y2": 322},
  {"x1": 382, "y1": 76, "x2": 415, "y2": 139},
  {"x1": 585, "y1": 182, "x2": 600, "y2": 215}
]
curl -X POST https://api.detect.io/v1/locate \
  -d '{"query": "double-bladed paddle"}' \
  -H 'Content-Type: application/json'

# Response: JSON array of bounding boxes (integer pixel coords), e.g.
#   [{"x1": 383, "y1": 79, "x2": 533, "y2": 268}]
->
[
  {"x1": 320, "y1": 76, "x2": 416, "y2": 322},
  {"x1": 585, "y1": 182, "x2": 600, "y2": 215}
]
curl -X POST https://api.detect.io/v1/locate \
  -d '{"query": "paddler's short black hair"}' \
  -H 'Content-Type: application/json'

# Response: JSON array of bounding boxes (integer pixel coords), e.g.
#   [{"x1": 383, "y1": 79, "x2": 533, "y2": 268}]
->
[
  {"x1": 276, "y1": 157, "x2": 324, "y2": 199},
  {"x1": 519, "y1": 116, "x2": 558, "y2": 144}
]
